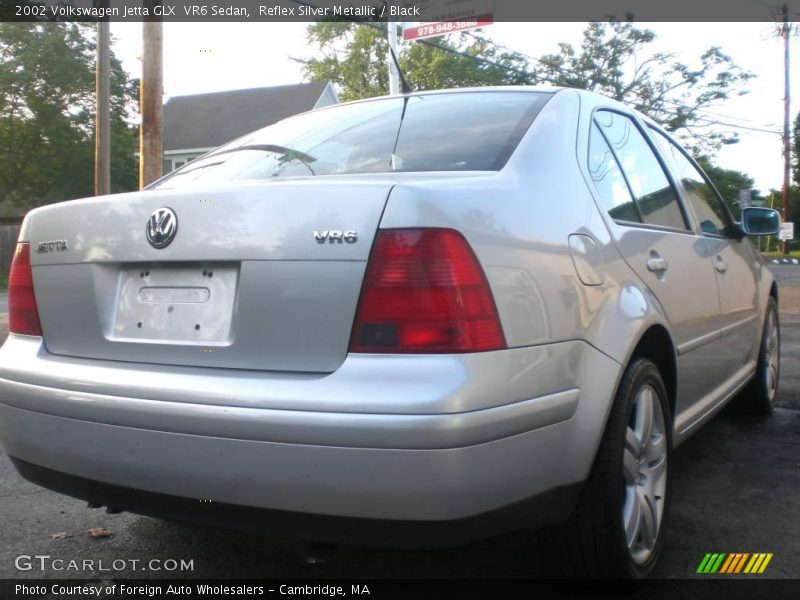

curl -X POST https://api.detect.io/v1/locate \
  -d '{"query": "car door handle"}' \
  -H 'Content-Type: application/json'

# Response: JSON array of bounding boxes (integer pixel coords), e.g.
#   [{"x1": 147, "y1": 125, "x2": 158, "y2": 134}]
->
[
  {"x1": 715, "y1": 256, "x2": 728, "y2": 273},
  {"x1": 646, "y1": 257, "x2": 669, "y2": 272}
]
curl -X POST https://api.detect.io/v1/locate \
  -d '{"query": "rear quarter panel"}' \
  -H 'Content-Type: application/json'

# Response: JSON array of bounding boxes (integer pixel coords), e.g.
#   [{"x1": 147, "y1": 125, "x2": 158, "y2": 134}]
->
[
  {"x1": 381, "y1": 89, "x2": 670, "y2": 365},
  {"x1": 380, "y1": 89, "x2": 674, "y2": 479}
]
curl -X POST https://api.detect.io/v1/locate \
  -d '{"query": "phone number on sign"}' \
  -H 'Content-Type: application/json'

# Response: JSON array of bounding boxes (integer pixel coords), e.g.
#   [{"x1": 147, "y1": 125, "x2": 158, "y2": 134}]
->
[{"x1": 413, "y1": 20, "x2": 481, "y2": 36}]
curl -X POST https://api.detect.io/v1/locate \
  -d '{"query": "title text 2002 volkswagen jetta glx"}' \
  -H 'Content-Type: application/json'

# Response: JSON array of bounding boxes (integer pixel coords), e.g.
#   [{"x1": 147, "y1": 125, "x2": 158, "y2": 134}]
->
[{"x1": 0, "y1": 88, "x2": 782, "y2": 578}]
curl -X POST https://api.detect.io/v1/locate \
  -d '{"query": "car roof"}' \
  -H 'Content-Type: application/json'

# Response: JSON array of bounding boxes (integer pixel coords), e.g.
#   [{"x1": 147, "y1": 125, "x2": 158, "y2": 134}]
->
[
  {"x1": 307, "y1": 85, "x2": 564, "y2": 113},
  {"x1": 308, "y1": 85, "x2": 644, "y2": 116}
]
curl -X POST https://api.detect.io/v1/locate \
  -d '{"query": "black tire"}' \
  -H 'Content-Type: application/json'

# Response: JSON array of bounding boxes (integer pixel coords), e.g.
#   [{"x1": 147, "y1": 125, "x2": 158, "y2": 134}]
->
[
  {"x1": 541, "y1": 358, "x2": 672, "y2": 578},
  {"x1": 730, "y1": 297, "x2": 780, "y2": 416}
]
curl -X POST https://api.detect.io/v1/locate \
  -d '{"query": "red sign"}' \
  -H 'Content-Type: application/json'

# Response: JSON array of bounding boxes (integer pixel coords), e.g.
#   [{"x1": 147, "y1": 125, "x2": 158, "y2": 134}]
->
[{"x1": 402, "y1": 15, "x2": 494, "y2": 41}]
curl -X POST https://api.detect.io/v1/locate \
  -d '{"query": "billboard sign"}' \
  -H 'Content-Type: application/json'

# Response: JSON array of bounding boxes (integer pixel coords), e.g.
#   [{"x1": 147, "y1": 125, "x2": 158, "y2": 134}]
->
[
  {"x1": 401, "y1": 0, "x2": 494, "y2": 41},
  {"x1": 402, "y1": 17, "x2": 493, "y2": 41},
  {"x1": 738, "y1": 189, "x2": 751, "y2": 208}
]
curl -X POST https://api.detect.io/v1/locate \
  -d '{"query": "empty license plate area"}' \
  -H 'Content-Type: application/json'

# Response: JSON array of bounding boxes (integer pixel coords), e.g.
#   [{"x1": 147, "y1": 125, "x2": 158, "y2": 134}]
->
[{"x1": 111, "y1": 264, "x2": 239, "y2": 344}]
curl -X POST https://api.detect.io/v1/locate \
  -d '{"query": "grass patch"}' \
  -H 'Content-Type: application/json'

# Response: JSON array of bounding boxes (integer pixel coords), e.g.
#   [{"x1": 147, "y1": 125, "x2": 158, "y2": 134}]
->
[
  {"x1": 762, "y1": 250, "x2": 800, "y2": 259},
  {"x1": 0, "y1": 273, "x2": 6, "y2": 291}
]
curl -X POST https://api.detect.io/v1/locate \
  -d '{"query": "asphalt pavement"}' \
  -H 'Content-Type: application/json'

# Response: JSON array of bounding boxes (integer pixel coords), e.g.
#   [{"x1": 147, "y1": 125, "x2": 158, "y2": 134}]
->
[{"x1": 0, "y1": 267, "x2": 798, "y2": 581}]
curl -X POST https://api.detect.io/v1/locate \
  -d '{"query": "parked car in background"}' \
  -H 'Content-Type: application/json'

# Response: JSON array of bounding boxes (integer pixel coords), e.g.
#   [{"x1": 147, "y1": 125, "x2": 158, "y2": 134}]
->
[{"x1": 0, "y1": 87, "x2": 781, "y2": 578}]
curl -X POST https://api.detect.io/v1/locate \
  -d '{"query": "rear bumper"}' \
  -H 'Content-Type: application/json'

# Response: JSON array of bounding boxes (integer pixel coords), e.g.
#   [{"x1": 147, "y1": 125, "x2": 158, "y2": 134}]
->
[
  {"x1": 0, "y1": 334, "x2": 622, "y2": 542},
  {"x1": 10, "y1": 457, "x2": 581, "y2": 549}
]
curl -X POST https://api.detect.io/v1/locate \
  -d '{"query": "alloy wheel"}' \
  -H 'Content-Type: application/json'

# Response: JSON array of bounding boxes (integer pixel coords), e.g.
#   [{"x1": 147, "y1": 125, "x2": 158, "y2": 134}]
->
[
  {"x1": 622, "y1": 384, "x2": 668, "y2": 566},
  {"x1": 764, "y1": 309, "x2": 780, "y2": 402}
]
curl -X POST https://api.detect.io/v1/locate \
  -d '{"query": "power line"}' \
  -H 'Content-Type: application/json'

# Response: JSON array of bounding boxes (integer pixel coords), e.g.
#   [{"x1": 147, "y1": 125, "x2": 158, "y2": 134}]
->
[
  {"x1": 417, "y1": 38, "x2": 539, "y2": 81},
  {"x1": 464, "y1": 30, "x2": 589, "y2": 82},
  {"x1": 352, "y1": 17, "x2": 545, "y2": 83},
  {"x1": 439, "y1": 31, "x2": 782, "y2": 134},
  {"x1": 626, "y1": 92, "x2": 782, "y2": 134},
  {"x1": 443, "y1": 39, "x2": 781, "y2": 134},
  {"x1": 441, "y1": 32, "x2": 781, "y2": 134},
  {"x1": 289, "y1": 1, "x2": 559, "y2": 84},
  {"x1": 464, "y1": 29, "x2": 778, "y2": 131},
  {"x1": 291, "y1": 3, "x2": 779, "y2": 136},
  {"x1": 693, "y1": 117, "x2": 782, "y2": 135}
]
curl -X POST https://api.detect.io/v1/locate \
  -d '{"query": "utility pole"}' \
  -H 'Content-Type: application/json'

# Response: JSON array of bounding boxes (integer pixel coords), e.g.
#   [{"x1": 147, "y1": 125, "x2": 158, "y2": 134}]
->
[
  {"x1": 139, "y1": 1, "x2": 163, "y2": 188},
  {"x1": 386, "y1": 3, "x2": 400, "y2": 95},
  {"x1": 94, "y1": 1, "x2": 110, "y2": 196},
  {"x1": 782, "y1": 2, "x2": 791, "y2": 254}
]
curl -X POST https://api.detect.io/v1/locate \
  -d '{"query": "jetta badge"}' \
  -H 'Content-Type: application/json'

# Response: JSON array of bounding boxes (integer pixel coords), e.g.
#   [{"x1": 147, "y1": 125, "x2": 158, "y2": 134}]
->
[{"x1": 146, "y1": 207, "x2": 178, "y2": 249}]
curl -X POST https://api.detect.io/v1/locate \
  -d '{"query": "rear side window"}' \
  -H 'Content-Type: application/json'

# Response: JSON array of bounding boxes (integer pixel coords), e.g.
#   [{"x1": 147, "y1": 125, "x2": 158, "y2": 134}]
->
[
  {"x1": 588, "y1": 123, "x2": 641, "y2": 223},
  {"x1": 153, "y1": 92, "x2": 551, "y2": 189},
  {"x1": 650, "y1": 129, "x2": 730, "y2": 236},
  {"x1": 593, "y1": 111, "x2": 688, "y2": 231}
]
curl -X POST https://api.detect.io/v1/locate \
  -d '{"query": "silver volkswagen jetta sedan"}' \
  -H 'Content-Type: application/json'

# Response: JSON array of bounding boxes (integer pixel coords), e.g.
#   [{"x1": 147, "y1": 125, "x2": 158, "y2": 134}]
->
[{"x1": 0, "y1": 87, "x2": 781, "y2": 578}]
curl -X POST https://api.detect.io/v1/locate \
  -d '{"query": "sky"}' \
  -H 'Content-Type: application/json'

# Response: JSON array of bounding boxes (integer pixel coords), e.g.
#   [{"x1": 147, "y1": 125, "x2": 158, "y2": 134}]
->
[{"x1": 109, "y1": 21, "x2": 796, "y2": 195}]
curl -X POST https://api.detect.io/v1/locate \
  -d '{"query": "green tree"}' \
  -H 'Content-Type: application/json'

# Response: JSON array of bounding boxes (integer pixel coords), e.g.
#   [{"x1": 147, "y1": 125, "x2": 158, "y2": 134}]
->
[
  {"x1": 299, "y1": 22, "x2": 532, "y2": 102},
  {"x1": 0, "y1": 22, "x2": 138, "y2": 215},
  {"x1": 694, "y1": 158, "x2": 799, "y2": 252},
  {"x1": 300, "y1": 22, "x2": 753, "y2": 154},
  {"x1": 695, "y1": 156, "x2": 762, "y2": 220},
  {"x1": 536, "y1": 22, "x2": 754, "y2": 153}
]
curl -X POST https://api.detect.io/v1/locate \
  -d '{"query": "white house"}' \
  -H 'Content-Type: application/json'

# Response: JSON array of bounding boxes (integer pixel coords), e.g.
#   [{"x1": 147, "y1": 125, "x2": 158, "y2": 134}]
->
[{"x1": 162, "y1": 80, "x2": 339, "y2": 173}]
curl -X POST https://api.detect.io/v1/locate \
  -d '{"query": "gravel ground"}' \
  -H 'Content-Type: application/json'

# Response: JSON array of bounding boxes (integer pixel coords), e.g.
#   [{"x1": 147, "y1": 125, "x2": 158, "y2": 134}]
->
[{"x1": 774, "y1": 268, "x2": 800, "y2": 411}]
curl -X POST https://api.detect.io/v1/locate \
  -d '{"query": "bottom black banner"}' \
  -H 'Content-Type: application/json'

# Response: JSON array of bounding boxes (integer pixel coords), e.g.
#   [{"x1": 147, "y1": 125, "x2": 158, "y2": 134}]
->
[{"x1": 1, "y1": 579, "x2": 800, "y2": 600}]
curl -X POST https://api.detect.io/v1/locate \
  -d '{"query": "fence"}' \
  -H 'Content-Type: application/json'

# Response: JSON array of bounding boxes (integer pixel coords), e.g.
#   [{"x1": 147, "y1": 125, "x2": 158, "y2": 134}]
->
[{"x1": 0, "y1": 217, "x2": 23, "y2": 277}]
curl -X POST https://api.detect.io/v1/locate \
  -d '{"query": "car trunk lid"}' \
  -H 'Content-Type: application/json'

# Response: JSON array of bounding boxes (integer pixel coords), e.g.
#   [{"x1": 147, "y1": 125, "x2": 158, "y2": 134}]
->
[{"x1": 25, "y1": 178, "x2": 393, "y2": 373}]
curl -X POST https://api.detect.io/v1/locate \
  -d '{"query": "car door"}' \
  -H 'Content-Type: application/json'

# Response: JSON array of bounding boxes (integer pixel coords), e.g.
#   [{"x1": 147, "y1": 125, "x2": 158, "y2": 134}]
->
[
  {"x1": 649, "y1": 129, "x2": 761, "y2": 381},
  {"x1": 588, "y1": 110, "x2": 723, "y2": 418}
]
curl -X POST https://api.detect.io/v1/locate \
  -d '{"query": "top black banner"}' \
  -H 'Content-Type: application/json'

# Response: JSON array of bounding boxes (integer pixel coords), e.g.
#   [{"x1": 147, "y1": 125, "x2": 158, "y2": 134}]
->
[{"x1": 3, "y1": 0, "x2": 800, "y2": 22}]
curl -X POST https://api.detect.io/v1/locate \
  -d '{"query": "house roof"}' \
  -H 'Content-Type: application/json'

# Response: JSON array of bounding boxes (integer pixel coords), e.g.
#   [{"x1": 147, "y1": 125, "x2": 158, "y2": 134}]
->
[{"x1": 163, "y1": 81, "x2": 333, "y2": 152}]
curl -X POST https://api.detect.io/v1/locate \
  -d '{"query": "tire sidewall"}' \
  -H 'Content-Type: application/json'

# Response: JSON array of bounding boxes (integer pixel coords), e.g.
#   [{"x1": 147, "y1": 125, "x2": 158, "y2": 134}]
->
[
  {"x1": 609, "y1": 359, "x2": 673, "y2": 578},
  {"x1": 758, "y1": 298, "x2": 780, "y2": 408}
]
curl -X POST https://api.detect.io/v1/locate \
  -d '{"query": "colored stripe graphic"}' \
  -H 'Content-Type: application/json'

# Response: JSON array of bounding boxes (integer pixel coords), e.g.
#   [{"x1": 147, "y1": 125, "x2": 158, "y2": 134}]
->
[
  {"x1": 719, "y1": 554, "x2": 736, "y2": 573},
  {"x1": 758, "y1": 554, "x2": 773, "y2": 573},
  {"x1": 745, "y1": 554, "x2": 760, "y2": 573},
  {"x1": 710, "y1": 553, "x2": 726, "y2": 573},
  {"x1": 697, "y1": 553, "x2": 727, "y2": 573},
  {"x1": 700, "y1": 552, "x2": 772, "y2": 574},
  {"x1": 734, "y1": 553, "x2": 750, "y2": 573},
  {"x1": 696, "y1": 553, "x2": 713, "y2": 573},
  {"x1": 749, "y1": 554, "x2": 766, "y2": 573}
]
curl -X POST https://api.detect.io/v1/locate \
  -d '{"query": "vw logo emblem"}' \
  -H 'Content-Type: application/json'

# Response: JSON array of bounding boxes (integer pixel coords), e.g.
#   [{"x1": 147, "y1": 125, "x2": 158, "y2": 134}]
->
[{"x1": 146, "y1": 207, "x2": 178, "y2": 249}]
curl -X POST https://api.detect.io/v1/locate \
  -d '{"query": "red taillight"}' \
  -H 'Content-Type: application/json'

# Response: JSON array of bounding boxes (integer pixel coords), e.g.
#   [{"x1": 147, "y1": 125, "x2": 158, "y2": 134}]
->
[
  {"x1": 8, "y1": 243, "x2": 42, "y2": 336},
  {"x1": 349, "y1": 229, "x2": 506, "y2": 353}
]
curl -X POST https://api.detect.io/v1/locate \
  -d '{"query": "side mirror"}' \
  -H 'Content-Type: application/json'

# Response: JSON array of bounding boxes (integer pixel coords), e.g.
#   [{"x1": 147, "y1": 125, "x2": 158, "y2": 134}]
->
[{"x1": 740, "y1": 207, "x2": 781, "y2": 236}]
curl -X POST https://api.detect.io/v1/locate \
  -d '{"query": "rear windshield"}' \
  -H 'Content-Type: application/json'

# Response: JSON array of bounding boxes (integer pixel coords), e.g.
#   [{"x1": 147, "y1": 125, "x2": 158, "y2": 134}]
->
[{"x1": 152, "y1": 91, "x2": 552, "y2": 189}]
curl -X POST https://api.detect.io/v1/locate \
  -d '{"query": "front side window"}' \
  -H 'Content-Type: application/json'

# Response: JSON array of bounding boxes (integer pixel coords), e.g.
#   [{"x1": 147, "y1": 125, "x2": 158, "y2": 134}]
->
[
  {"x1": 650, "y1": 129, "x2": 730, "y2": 236},
  {"x1": 152, "y1": 92, "x2": 552, "y2": 190},
  {"x1": 594, "y1": 111, "x2": 687, "y2": 231}
]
